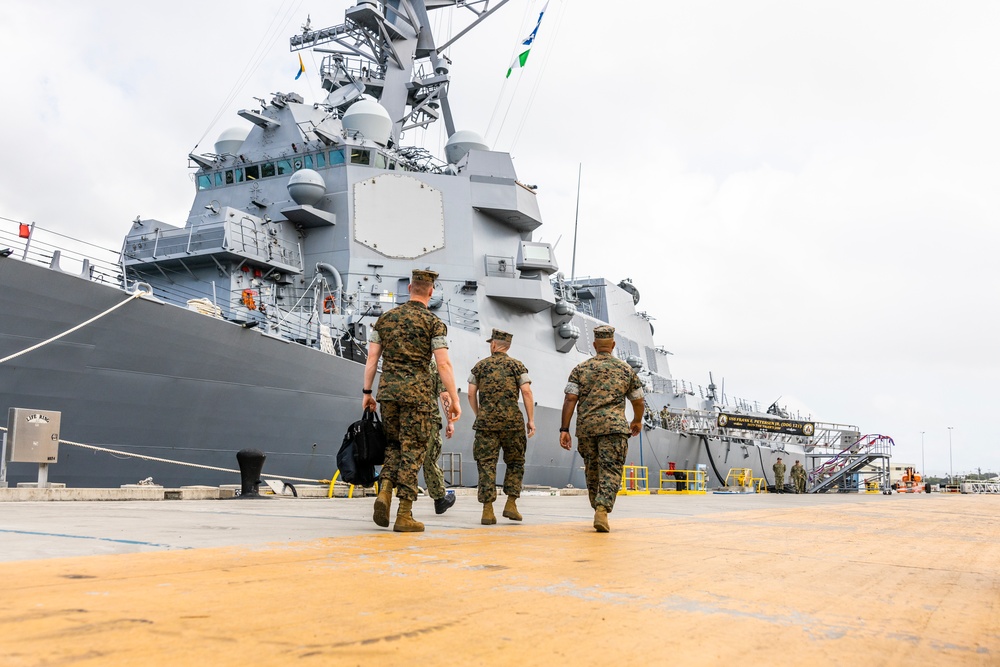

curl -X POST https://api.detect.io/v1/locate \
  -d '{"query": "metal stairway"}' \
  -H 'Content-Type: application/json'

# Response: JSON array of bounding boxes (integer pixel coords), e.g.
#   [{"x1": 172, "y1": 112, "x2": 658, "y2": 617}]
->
[{"x1": 807, "y1": 434, "x2": 893, "y2": 494}]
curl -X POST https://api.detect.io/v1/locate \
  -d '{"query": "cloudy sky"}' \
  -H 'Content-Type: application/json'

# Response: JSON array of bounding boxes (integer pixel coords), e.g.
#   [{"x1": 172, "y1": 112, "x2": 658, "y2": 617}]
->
[{"x1": 1, "y1": 1, "x2": 997, "y2": 476}]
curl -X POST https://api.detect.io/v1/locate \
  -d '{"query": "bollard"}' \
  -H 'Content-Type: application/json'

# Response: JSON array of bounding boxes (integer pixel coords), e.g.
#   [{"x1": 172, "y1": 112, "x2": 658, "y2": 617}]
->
[{"x1": 235, "y1": 448, "x2": 266, "y2": 498}]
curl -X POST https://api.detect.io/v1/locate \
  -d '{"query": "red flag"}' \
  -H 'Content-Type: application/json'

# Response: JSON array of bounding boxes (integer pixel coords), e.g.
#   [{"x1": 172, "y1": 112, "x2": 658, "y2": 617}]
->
[{"x1": 18, "y1": 223, "x2": 30, "y2": 239}]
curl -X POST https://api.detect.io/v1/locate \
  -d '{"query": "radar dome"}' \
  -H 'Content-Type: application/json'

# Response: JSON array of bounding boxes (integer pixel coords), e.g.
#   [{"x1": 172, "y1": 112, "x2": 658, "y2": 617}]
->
[
  {"x1": 342, "y1": 98, "x2": 391, "y2": 146},
  {"x1": 287, "y1": 169, "x2": 327, "y2": 206},
  {"x1": 214, "y1": 127, "x2": 250, "y2": 155},
  {"x1": 445, "y1": 130, "x2": 489, "y2": 164}
]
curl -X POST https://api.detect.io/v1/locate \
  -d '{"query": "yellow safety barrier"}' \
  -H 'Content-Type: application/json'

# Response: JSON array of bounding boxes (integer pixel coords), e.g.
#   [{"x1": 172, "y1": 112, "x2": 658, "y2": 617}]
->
[
  {"x1": 753, "y1": 478, "x2": 768, "y2": 493},
  {"x1": 865, "y1": 479, "x2": 881, "y2": 494},
  {"x1": 656, "y1": 469, "x2": 707, "y2": 495},
  {"x1": 618, "y1": 465, "x2": 650, "y2": 495},
  {"x1": 327, "y1": 469, "x2": 379, "y2": 499}
]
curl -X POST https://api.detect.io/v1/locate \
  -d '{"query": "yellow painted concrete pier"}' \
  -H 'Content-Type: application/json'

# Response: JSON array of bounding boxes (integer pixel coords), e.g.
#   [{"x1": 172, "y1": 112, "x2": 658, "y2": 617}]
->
[{"x1": 0, "y1": 493, "x2": 997, "y2": 665}]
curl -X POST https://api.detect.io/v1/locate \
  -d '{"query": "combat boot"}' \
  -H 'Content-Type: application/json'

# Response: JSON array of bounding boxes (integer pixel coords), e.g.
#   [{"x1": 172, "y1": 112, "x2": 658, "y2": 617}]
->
[
  {"x1": 502, "y1": 496, "x2": 522, "y2": 521},
  {"x1": 434, "y1": 493, "x2": 456, "y2": 514},
  {"x1": 373, "y1": 479, "x2": 394, "y2": 527},
  {"x1": 393, "y1": 498, "x2": 425, "y2": 533},
  {"x1": 593, "y1": 505, "x2": 610, "y2": 533},
  {"x1": 481, "y1": 502, "x2": 497, "y2": 525}
]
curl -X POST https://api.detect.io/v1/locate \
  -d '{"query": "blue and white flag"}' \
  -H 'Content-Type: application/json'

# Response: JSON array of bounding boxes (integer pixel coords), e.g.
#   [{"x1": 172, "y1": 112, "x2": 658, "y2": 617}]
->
[{"x1": 506, "y1": 2, "x2": 548, "y2": 78}]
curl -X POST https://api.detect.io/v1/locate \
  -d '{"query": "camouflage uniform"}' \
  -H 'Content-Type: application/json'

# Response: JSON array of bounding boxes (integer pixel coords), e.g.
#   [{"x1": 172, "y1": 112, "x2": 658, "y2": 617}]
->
[
  {"x1": 772, "y1": 459, "x2": 786, "y2": 493},
  {"x1": 469, "y1": 340, "x2": 531, "y2": 504},
  {"x1": 422, "y1": 361, "x2": 447, "y2": 501},
  {"x1": 790, "y1": 461, "x2": 806, "y2": 494},
  {"x1": 565, "y1": 338, "x2": 644, "y2": 512},
  {"x1": 371, "y1": 299, "x2": 449, "y2": 502}
]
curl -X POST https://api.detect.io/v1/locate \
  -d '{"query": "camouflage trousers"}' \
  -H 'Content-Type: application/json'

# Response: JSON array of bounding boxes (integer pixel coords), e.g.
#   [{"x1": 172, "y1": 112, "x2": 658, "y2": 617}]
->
[
  {"x1": 473, "y1": 428, "x2": 527, "y2": 504},
  {"x1": 577, "y1": 434, "x2": 628, "y2": 512},
  {"x1": 793, "y1": 475, "x2": 806, "y2": 494},
  {"x1": 422, "y1": 424, "x2": 446, "y2": 501},
  {"x1": 380, "y1": 401, "x2": 436, "y2": 502},
  {"x1": 774, "y1": 474, "x2": 785, "y2": 491}
]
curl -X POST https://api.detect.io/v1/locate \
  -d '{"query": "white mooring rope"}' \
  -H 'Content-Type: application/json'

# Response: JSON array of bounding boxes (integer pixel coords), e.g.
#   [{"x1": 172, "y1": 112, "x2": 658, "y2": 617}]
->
[
  {"x1": 0, "y1": 284, "x2": 151, "y2": 366},
  {"x1": 0, "y1": 426, "x2": 325, "y2": 484}
]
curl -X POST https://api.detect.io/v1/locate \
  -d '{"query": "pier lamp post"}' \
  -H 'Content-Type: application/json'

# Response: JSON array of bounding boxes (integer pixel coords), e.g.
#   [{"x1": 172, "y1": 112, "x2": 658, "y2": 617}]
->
[
  {"x1": 947, "y1": 426, "x2": 954, "y2": 484},
  {"x1": 920, "y1": 431, "x2": 925, "y2": 476}
]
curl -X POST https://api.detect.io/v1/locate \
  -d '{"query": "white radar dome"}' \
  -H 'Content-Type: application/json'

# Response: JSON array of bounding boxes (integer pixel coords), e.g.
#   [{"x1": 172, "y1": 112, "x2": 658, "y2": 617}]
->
[
  {"x1": 287, "y1": 169, "x2": 327, "y2": 206},
  {"x1": 342, "y1": 98, "x2": 391, "y2": 146},
  {"x1": 214, "y1": 127, "x2": 250, "y2": 155},
  {"x1": 445, "y1": 130, "x2": 489, "y2": 164}
]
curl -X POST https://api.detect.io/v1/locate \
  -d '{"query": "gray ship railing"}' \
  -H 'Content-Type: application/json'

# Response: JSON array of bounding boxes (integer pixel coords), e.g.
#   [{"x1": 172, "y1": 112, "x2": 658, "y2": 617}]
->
[{"x1": 0, "y1": 221, "x2": 122, "y2": 286}]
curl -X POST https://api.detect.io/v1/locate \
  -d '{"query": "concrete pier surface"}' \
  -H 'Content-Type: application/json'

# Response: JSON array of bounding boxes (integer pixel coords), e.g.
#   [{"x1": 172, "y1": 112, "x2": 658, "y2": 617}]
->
[{"x1": 0, "y1": 493, "x2": 997, "y2": 665}]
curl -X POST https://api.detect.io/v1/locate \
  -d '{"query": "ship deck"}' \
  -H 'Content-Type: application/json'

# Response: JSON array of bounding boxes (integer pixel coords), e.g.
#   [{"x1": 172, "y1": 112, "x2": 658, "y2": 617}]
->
[{"x1": 1, "y1": 492, "x2": 997, "y2": 664}]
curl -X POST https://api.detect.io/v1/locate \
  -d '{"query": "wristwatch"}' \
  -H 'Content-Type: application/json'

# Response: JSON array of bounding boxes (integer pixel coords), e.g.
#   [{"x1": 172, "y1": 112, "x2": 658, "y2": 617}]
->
[
  {"x1": 362, "y1": 389, "x2": 373, "y2": 395},
  {"x1": 559, "y1": 427, "x2": 569, "y2": 433}
]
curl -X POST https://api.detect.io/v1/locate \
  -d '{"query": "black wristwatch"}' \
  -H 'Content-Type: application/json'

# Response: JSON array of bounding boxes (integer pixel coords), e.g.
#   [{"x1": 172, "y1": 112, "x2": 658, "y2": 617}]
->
[
  {"x1": 559, "y1": 427, "x2": 569, "y2": 433},
  {"x1": 362, "y1": 389, "x2": 373, "y2": 395}
]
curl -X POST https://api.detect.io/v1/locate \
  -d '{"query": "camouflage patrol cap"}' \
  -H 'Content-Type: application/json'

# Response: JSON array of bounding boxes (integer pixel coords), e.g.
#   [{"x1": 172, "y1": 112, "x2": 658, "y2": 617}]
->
[
  {"x1": 411, "y1": 268, "x2": 438, "y2": 284},
  {"x1": 486, "y1": 328, "x2": 512, "y2": 343},
  {"x1": 593, "y1": 325, "x2": 615, "y2": 339}
]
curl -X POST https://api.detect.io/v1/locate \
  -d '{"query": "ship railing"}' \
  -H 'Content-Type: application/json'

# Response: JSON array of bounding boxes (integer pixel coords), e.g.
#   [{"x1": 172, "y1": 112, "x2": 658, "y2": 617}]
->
[
  {"x1": 440, "y1": 301, "x2": 480, "y2": 332},
  {"x1": 0, "y1": 220, "x2": 123, "y2": 287},
  {"x1": 484, "y1": 254, "x2": 517, "y2": 278}
]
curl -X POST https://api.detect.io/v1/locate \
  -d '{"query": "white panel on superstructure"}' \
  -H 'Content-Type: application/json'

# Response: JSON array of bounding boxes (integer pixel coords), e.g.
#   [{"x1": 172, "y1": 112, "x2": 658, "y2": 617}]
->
[{"x1": 353, "y1": 175, "x2": 445, "y2": 258}]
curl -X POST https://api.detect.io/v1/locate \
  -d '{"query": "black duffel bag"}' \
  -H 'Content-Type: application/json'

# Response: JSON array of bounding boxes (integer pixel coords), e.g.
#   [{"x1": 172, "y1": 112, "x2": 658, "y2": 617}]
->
[{"x1": 336, "y1": 409, "x2": 387, "y2": 486}]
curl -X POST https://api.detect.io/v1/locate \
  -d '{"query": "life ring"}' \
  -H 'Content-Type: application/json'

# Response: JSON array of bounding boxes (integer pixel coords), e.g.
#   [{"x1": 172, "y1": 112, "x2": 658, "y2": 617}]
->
[{"x1": 322, "y1": 294, "x2": 336, "y2": 314}]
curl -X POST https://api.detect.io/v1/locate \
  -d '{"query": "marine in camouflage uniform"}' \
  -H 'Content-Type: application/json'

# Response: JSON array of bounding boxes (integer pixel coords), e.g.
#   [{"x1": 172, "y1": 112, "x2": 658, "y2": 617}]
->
[
  {"x1": 468, "y1": 329, "x2": 535, "y2": 524},
  {"x1": 790, "y1": 460, "x2": 806, "y2": 494},
  {"x1": 559, "y1": 325, "x2": 645, "y2": 533},
  {"x1": 363, "y1": 269, "x2": 460, "y2": 533},
  {"x1": 423, "y1": 358, "x2": 455, "y2": 514},
  {"x1": 772, "y1": 458, "x2": 786, "y2": 494}
]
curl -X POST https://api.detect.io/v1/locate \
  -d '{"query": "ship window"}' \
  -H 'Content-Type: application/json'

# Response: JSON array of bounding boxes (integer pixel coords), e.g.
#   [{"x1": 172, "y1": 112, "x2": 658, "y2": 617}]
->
[
  {"x1": 245, "y1": 165, "x2": 259, "y2": 180},
  {"x1": 350, "y1": 149, "x2": 370, "y2": 165},
  {"x1": 330, "y1": 149, "x2": 345, "y2": 165},
  {"x1": 374, "y1": 153, "x2": 387, "y2": 169},
  {"x1": 197, "y1": 174, "x2": 212, "y2": 190},
  {"x1": 215, "y1": 172, "x2": 225, "y2": 186},
  {"x1": 234, "y1": 168, "x2": 244, "y2": 183},
  {"x1": 277, "y1": 159, "x2": 293, "y2": 175},
  {"x1": 261, "y1": 162, "x2": 276, "y2": 178},
  {"x1": 388, "y1": 160, "x2": 396, "y2": 170},
  {"x1": 315, "y1": 152, "x2": 326, "y2": 168},
  {"x1": 225, "y1": 170, "x2": 235, "y2": 185},
  {"x1": 303, "y1": 155, "x2": 313, "y2": 169}
]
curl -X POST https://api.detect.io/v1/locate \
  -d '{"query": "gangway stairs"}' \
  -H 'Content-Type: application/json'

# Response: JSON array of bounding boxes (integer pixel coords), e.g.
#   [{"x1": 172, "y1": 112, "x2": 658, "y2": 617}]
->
[{"x1": 807, "y1": 434, "x2": 893, "y2": 494}]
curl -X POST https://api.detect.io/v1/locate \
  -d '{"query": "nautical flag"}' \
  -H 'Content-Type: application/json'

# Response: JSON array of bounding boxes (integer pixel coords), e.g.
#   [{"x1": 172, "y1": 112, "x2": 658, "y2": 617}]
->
[
  {"x1": 506, "y1": 2, "x2": 548, "y2": 78},
  {"x1": 295, "y1": 53, "x2": 305, "y2": 80},
  {"x1": 18, "y1": 223, "x2": 30, "y2": 239}
]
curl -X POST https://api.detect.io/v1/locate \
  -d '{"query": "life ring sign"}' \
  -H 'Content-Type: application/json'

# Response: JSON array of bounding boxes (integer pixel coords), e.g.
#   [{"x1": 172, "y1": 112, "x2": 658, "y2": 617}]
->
[{"x1": 322, "y1": 294, "x2": 337, "y2": 313}]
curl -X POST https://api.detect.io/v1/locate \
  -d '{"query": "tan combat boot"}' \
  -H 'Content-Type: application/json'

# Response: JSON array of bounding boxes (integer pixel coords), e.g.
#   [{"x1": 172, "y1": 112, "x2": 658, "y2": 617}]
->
[
  {"x1": 481, "y1": 502, "x2": 497, "y2": 525},
  {"x1": 393, "y1": 498, "x2": 425, "y2": 533},
  {"x1": 593, "y1": 505, "x2": 610, "y2": 533},
  {"x1": 373, "y1": 479, "x2": 394, "y2": 528},
  {"x1": 502, "y1": 496, "x2": 522, "y2": 521}
]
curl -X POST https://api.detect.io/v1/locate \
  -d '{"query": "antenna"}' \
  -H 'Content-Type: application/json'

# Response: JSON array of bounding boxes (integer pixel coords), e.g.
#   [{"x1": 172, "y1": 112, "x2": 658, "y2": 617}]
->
[{"x1": 570, "y1": 162, "x2": 581, "y2": 282}]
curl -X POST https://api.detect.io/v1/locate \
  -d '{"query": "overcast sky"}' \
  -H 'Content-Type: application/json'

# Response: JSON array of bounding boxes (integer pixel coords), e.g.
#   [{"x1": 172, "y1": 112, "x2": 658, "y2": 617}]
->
[{"x1": 1, "y1": 1, "x2": 997, "y2": 476}]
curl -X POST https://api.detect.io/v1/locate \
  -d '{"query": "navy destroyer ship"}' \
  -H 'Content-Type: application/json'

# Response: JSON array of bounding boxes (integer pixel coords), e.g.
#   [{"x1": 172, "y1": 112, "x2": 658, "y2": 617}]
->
[{"x1": 0, "y1": 0, "x2": 868, "y2": 491}]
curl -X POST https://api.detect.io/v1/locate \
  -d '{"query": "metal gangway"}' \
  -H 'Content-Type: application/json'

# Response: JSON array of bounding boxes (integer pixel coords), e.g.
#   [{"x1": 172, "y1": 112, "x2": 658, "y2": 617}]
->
[
  {"x1": 807, "y1": 434, "x2": 894, "y2": 494},
  {"x1": 961, "y1": 481, "x2": 1000, "y2": 494}
]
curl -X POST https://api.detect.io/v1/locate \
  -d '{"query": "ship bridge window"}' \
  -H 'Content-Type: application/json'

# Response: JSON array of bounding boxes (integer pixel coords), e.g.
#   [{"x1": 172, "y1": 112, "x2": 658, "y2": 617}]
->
[
  {"x1": 261, "y1": 162, "x2": 276, "y2": 178},
  {"x1": 315, "y1": 152, "x2": 326, "y2": 168},
  {"x1": 246, "y1": 165, "x2": 259, "y2": 180},
  {"x1": 350, "y1": 148, "x2": 370, "y2": 165},
  {"x1": 374, "y1": 152, "x2": 387, "y2": 169},
  {"x1": 197, "y1": 174, "x2": 212, "y2": 190},
  {"x1": 330, "y1": 149, "x2": 345, "y2": 166},
  {"x1": 277, "y1": 159, "x2": 293, "y2": 175},
  {"x1": 215, "y1": 172, "x2": 225, "y2": 187}
]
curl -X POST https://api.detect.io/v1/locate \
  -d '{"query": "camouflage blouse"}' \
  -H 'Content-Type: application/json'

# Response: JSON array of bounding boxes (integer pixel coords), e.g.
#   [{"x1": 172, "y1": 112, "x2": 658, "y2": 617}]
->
[
  {"x1": 371, "y1": 300, "x2": 448, "y2": 405},
  {"x1": 468, "y1": 352, "x2": 530, "y2": 430},
  {"x1": 565, "y1": 352, "x2": 644, "y2": 437}
]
